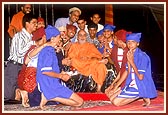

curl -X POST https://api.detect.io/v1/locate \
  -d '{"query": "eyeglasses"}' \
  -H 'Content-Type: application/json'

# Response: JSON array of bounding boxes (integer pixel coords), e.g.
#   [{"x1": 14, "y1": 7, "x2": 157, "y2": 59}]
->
[{"x1": 30, "y1": 21, "x2": 37, "y2": 25}]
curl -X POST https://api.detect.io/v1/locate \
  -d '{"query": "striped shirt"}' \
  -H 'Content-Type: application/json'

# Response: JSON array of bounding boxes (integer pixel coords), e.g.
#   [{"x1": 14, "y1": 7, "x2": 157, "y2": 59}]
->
[{"x1": 8, "y1": 28, "x2": 34, "y2": 64}]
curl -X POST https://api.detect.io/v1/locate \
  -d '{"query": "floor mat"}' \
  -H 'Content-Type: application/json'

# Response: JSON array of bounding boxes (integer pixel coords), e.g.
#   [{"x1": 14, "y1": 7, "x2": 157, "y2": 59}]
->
[{"x1": 3, "y1": 91, "x2": 164, "y2": 112}]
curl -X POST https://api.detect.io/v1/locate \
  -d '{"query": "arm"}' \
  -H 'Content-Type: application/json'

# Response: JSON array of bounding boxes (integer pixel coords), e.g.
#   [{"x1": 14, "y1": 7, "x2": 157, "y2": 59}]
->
[
  {"x1": 127, "y1": 50, "x2": 144, "y2": 80},
  {"x1": 25, "y1": 44, "x2": 47, "y2": 65},
  {"x1": 42, "y1": 71, "x2": 71, "y2": 82}
]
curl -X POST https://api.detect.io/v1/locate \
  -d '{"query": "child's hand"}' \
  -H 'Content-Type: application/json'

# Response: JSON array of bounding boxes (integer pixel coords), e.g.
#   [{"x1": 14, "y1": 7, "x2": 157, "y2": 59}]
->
[
  {"x1": 60, "y1": 72, "x2": 71, "y2": 82},
  {"x1": 62, "y1": 58, "x2": 71, "y2": 66},
  {"x1": 127, "y1": 50, "x2": 134, "y2": 64}
]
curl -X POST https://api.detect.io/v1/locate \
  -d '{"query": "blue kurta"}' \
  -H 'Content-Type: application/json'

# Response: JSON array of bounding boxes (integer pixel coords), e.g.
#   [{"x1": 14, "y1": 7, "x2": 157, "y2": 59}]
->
[
  {"x1": 119, "y1": 48, "x2": 157, "y2": 98},
  {"x1": 36, "y1": 46, "x2": 73, "y2": 100}
]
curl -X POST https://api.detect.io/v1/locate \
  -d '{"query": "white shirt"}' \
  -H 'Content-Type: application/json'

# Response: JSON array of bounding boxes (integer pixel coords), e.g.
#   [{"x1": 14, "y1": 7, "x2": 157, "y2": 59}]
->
[
  {"x1": 8, "y1": 28, "x2": 34, "y2": 64},
  {"x1": 97, "y1": 24, "x2": 104, "y2": 32}
]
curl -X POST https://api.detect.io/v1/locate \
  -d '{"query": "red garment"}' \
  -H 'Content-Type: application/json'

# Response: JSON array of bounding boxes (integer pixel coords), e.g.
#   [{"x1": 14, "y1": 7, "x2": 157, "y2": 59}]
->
[
  {"x1": 17, "y1": 45, "x2": 37, "y2": 92},
  {"x1": 110, "y1": 45, "x2": 128, "y2": 87}
]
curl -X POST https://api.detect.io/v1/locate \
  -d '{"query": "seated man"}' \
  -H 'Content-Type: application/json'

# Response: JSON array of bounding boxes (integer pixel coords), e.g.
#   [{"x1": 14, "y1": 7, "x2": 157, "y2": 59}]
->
[{"x1": 67, "y1": 29, "x2": 108, "y2": 92}]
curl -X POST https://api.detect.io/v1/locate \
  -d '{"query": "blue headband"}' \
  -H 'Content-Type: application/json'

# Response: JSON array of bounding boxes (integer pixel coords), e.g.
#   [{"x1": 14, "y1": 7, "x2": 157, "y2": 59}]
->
[
  {"x1": 96, "y1": 29, "x2": 104, "y2": 37},
  {"x1": 45, "y1": 25, "x2": 60, "y2": 40},
  {"x1": 103, "y1": 24, "x2": 116, "y2": 31},
  {"x1": 126, "y1": 33, "x2": 142, "y2": 43}
]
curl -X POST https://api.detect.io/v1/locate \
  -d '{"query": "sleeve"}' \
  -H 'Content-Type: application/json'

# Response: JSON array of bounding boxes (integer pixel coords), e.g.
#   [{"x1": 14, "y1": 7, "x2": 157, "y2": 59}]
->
[
  {"x1": 40, "y1": 48, "x2": 54, "y2": 73},
  {"x1": 55, "y1": 18, "x2": 63, "y2": 28},
  {"x1": 137, "y1": 53, "x2": 149, "y2": 75},
  {"x1": 17, "y1": 37, "x2": 34, "y2": 57}
]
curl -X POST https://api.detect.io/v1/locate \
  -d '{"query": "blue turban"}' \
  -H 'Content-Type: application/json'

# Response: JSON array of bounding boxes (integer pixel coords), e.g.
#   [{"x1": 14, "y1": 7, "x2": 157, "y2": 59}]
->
[
  {"x1": 45, "y1": 25, "x2": 60, "y2": 40},
  {"x1": 126, "y1": 33, "x2": 142, "y2": 43},
  {"x1": 96, "y1": 29, "x2": 104, "y2": 37},
  {"x1": 103, "y1": 24, "x2": 116, "y2": 31}
]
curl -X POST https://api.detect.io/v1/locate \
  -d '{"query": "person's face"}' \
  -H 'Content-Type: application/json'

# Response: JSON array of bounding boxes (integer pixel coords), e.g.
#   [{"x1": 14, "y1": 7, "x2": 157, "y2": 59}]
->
[
  {"x1": 67, "y1": 28, "x2": 76, "y2": 38},
  {"x1": 77, "y1": 19, "x2": 86, "y2": 30},
  {"x1": 97, "y1": 35, "x2": 104, "y2": 44},
  {"x1": 27, "y1": 19, "x2": 38, "y2": 33},
  {"x1": 88, "y1": 28, "x2": 97, "y2": 38},
  {"x1": 117, "y1": 40, "x2": 125, "y2": 48},
  {"x1": 22, "y1": 4, "x2": 31, "y2": 14},
  {"x1": 90, "y1": 14, "x2": 101, "y2": 24},
  {"x1": 37, "y1": 21, "x2": 45, "y2": 29},
  {"x1": 38, "y1": 35, "x2": 47, "y2": 46},
  {"x1": 60, "y1": 31, "x2": 67, "y2": 39},
  {"x1": 51, "y1": 35, "x2": 61, "y2": 47},
  {"x1": 77, "y1": 30, "x2": 87, "y2": 44},
  {"x1": 126, "y1": 40, "x2": 139, "y2": 51},
  {"x1": 69, "y1": 11, "x2": 80, "y2": 23},
  {"x1": 103, "y1": 30, "x2": 113, "y2": 39}
]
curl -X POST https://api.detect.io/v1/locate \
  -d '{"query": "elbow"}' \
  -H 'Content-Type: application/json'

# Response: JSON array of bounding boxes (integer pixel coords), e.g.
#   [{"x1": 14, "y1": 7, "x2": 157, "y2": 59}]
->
[{"x1": 139, "y1": 74, "x2": 144, "y2": 80}]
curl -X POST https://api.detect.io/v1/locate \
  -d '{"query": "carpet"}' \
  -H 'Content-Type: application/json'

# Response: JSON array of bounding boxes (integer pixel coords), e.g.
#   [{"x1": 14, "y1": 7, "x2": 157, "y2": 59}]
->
[{"x1": 3, "y1": 91, "x2": 164, "y2": 113}]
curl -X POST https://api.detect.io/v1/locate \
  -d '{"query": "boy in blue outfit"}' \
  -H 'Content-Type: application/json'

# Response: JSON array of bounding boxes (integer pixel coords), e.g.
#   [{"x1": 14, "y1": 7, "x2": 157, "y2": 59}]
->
[
  {"x1": 108, "y1": 33, "x2": 157, "y2": 107},
  {"x1": 36, "y1": 25, "x2": 83, "y2": 109}
]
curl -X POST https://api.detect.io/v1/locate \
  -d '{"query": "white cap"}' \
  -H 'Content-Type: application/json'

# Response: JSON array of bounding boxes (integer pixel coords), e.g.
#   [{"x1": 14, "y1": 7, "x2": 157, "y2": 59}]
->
[
  {"x1": 58, "y1": 26, "x2": 66, "y2": 32},
  {"x1": 69, "y1": 7, "x2": 81, "y2": 15}
]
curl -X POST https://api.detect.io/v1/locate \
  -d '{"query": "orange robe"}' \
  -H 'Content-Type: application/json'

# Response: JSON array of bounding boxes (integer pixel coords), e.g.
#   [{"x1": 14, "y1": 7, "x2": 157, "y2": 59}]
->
[
  {"x1": 8, "y1": 11, "x2": 24, "y2": 38},
  {"x1": 68, "y1": 42, "x2": 107, "y2": 85}
]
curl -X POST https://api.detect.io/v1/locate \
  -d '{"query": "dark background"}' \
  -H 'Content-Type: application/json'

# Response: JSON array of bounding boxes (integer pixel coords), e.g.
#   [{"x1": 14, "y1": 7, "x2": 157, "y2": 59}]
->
[{"x1": 3, "y1": 4, "x2": 164, "y2": 90}]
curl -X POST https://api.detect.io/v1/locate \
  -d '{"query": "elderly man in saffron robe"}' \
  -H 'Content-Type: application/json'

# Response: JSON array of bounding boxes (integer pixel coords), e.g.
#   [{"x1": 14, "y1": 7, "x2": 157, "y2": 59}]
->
[{"x1": 68, "y1": 29, "x2": 108, "y2": 92}]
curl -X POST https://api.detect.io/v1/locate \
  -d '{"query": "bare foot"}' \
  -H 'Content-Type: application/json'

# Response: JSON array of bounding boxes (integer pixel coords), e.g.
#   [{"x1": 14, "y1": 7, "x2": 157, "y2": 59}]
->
[
  {"x1": 40, "y1": 93, "x2": 48, "y2": 110},
  {"x1": 142, "y1": 98, "x2": 150, "y2": 107},
  {"x1": 20, "y1": 90, "x2": 30, "y2": 108},
  {"x1": 109, "y1": 88, "x2": 122, "y2": 102},
  {"x1": 15, "y1": 88, "x2": 21, "y2": 101}
]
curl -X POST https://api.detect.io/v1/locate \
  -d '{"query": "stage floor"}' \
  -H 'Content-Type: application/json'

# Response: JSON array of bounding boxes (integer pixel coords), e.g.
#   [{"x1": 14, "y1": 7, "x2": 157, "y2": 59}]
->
[{"x1": 2, "y1": 90, "x2": 165, "y2": 113}]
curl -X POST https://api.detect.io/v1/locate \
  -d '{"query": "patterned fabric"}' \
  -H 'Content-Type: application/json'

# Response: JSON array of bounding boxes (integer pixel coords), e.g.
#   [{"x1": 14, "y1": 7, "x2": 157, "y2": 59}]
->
[{"x1": 22, "y1": 67, "x2": 37, "y2": 93}]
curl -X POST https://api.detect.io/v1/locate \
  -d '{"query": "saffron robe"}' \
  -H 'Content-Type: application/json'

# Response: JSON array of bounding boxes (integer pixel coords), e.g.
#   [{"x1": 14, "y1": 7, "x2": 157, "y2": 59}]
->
[{"x1": 68, "y1": 42, "x2": 107, "y2": 85}]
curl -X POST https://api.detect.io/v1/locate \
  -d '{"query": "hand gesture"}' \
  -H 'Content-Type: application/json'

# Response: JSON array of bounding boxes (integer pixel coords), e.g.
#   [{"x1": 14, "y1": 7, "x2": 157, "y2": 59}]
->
[{"x1": 127, "y1": 50, "x2": 134, "y2": 64}]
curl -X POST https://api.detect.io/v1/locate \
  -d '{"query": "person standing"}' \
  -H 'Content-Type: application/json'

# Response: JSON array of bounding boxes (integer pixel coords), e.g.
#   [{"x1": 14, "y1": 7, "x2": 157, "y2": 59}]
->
[
  {"x1": 55, "y1": 7, "x2": 81, "y2": 29},
  {"x1": 55, "y1": 7, "x2": 81, "y2": 42},
  {"x1": 4, "y1": 13, "x2": 37, "y2": 101},
  {"x1": 90, "y1": 13, "x2": 104, "y2": 32},
  {"x1": 7, "y1": 4, "x2": 32, "y2": 38}
]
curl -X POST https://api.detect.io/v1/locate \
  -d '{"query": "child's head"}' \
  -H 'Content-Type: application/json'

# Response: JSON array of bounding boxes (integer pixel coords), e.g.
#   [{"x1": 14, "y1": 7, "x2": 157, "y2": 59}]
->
[
  {"x1": 115, "y1": 29, "x2": 132, "y2": 48},
  {"x1": 96, "y1": 29, "x2": 104, "y2": 43},
  {"x1": 37, "y1": 17, "x2": 45, "y2": 29},
  {"x1": 66, "y1": 24, "x2": 77, "y2": 39},
  {"x1": 32, "y1": 27, "x2": 46, "y2": 46},
  {"x1": 77, "y1": 15, "x2": 87, "y2": 30},
  {"x1": 126, "y1": 33, "x2": 141, "y2": 51},
  {"x1": 90, "y1": 13, "x2": 101, "y2": 24},
  {"x1": 45, "y1": 25, "x2": 61, "y2": 47},
  {"x1": 103, "y1": 24, "x2": 116, "y2": 39},
  {"x1": 87, "y1": 22, "x2": 98, "y2": 38}
]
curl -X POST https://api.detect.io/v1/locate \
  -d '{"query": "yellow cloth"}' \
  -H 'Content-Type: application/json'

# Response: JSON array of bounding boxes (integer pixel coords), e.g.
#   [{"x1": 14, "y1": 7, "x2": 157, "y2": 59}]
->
[
  {"x1": 8, "y1": 11, "x2": 25, "y2": 38},
  {"x1": 68, "y1": 42, "x2": 107, "y2": 85}
]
